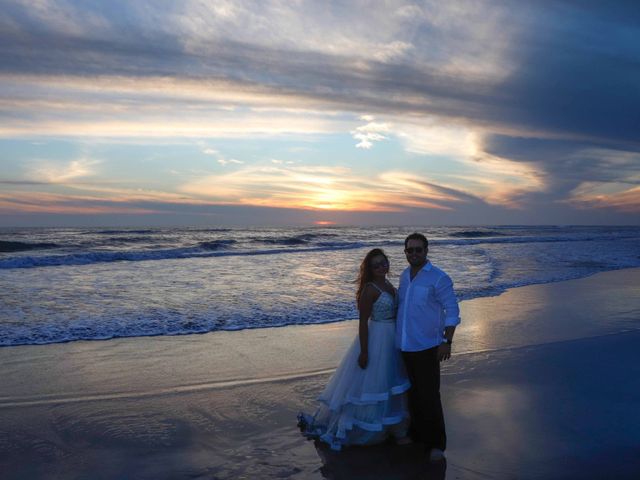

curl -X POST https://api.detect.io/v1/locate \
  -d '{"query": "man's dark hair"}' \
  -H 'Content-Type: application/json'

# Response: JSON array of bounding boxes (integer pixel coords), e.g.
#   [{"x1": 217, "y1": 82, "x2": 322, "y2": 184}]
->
[{"x1": 404, "y1": 232, "x2": 429, "y2": 250}]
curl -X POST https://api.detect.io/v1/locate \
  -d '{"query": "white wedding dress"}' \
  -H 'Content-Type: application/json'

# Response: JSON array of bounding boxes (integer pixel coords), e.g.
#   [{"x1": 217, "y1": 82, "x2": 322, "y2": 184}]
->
[{"x1": 299, "y1": 283, "x2": 410, "y2": 450}]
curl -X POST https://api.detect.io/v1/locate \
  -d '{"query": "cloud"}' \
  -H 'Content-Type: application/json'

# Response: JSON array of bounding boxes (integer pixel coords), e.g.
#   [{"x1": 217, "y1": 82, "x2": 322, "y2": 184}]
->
[
  {"x1": 0, "y1": 182, "x2": 233, "y2": 215},
  {"x1": 29, "y1": 158, "x2": 100, "y2": 183},
  {"x1": 0, "y1": 191, "x2": 164, "y2": 214},
  {"x1": 1, "y1": 0, "x2": 635, "y2": 140},
  {"x1": 2, "y1": 1, "x2": 635, "y2": 153},
  {"x1": 568, "y1": 183, "x2": 640, "y2": 213},
  {"x1": 270, "y1": 159, "x2": 295, "y2": 165},
  {"x1": 481, "y1": 135, "x2": 640, "y2": 204},
  {"x1": 351, "y1": 119, "x2": 391, "y2": 149},
  {"x1": 347, "y1": 117, "x2": 546, "y2": 208},
  {"x1": 1, "y1": 1, "x2": 639, "y2": 219},
  {"x1": 0, "y1": 78, "x2": 345, "y2": 138},
  {"x1": 217, "y1": 158, "x2": 244, "y2": 166},
  {"x1": 179, "y1": 163, "x2": 475, "y2": 212},
  {"x1": 199, "y1": 146, "x2": 245, "y2": 166},
  {"x1": 0, "y1": 0, "x2": 515, "y2": 129},
  {"x1": 373, "y1": 40, "x2": 413, "y2": 63},
  {"x1": 394, "y1": 121, "x2": 477, "y2": 157}
]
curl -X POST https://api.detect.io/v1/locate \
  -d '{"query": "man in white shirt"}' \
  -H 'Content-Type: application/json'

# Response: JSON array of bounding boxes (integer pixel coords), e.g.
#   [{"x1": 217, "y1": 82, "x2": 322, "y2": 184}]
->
[{"x1": 396, "y1": 232, "x2": 461, "y2": 462}]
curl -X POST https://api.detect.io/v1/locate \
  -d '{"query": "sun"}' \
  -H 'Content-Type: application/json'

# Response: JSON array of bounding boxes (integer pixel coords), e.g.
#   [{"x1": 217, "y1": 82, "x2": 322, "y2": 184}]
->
[{"x1": 305, "y1": 190, "x2": 353, "y2": 210}]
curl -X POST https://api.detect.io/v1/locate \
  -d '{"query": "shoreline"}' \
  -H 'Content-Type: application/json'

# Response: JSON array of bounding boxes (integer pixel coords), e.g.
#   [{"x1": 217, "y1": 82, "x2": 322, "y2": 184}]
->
[
  {"x1": 1, "y1": 268, "x2": 639, "y2": 479},
  {"x1": 2, "y1": 268, "x2": 639, "y2": 406}
]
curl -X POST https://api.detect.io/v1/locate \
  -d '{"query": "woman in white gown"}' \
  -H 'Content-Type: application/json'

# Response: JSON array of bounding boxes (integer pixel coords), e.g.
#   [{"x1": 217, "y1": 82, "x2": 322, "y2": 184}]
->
[{"x1": 298, "y1": 248, "x2": 411, "y2": 450}]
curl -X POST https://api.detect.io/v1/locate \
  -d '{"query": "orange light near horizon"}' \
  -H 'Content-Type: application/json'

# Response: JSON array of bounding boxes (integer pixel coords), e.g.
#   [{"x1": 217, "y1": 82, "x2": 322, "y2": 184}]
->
[{"x1": 314, "y1": 221, "x2": 336, "y2": 225}]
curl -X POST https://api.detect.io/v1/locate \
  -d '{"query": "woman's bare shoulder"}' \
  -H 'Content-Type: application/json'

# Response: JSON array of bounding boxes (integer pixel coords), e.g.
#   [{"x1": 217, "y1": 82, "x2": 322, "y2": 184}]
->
[{"x1": 360, "y1": 283, "x2": 381, "y2": 301}]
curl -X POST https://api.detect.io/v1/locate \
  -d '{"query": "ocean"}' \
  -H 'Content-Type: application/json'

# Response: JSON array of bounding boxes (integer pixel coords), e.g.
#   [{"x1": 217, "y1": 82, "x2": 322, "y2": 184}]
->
[{"x1": 0, "y1": 225, "x2": 639, "y2": 347}]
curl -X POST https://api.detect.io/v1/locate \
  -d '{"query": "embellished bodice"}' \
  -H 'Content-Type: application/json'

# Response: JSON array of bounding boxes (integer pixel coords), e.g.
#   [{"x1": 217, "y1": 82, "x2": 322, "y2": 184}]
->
[{"x1": 369, "y1": 283, "x2": 397, "y2": 323}]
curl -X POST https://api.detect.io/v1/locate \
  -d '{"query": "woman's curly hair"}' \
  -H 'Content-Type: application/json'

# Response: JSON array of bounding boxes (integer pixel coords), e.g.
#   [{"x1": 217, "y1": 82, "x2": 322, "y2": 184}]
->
[{"x1": 355, "y1": 248, "x2": 389, "y2": 302}]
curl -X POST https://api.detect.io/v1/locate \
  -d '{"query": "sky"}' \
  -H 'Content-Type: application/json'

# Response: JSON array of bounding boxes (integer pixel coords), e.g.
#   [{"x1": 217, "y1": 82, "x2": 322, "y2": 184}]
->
[{"x1": 1, "y1": 0, "x2": 639, "y2": 227}]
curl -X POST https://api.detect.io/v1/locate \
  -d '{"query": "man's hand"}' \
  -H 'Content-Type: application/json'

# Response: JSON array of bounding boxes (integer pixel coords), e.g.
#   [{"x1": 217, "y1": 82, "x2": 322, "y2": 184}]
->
[
  {"x1": 437, "y1": 343, "x2": 452, "y2": 362},
  {"x1": 358, "y1": 351, "x2": 368, "y2": 369}
]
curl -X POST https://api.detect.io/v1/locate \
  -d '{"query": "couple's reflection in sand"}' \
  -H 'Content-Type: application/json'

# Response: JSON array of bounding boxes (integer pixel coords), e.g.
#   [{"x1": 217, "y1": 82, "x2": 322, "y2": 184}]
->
[{"x1": 311, "y1": 439, "x2": 447, "y2": 480}]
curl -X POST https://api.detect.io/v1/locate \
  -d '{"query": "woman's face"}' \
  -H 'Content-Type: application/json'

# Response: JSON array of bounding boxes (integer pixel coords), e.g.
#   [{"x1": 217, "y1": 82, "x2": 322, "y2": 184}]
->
[{"x1": 369, "y1": 255, "x2": 389, "y2": 276}]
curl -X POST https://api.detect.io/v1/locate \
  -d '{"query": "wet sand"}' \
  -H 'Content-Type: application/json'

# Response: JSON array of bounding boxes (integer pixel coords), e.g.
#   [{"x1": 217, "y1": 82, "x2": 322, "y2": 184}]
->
[{"x1": 1, "y1": 268, "x2": 639, "y2": 479}]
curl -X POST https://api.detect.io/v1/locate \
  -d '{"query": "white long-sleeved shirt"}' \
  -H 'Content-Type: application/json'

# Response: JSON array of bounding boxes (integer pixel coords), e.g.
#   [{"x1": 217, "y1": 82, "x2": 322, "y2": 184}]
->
[{"x1": 396, "y1": 261, "x2": 461, "y2": 352}]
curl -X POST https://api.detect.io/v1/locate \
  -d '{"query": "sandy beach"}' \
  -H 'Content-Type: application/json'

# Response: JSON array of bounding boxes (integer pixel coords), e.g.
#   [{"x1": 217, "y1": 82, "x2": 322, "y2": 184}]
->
[{"x1": 1, "y1": 268, "x2": 639, "y2": 479}]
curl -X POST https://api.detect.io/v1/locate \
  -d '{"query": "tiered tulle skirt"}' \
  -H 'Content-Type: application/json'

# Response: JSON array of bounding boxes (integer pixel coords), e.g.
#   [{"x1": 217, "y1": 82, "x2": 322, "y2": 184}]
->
[{"x1": 299, "y1": 320, "x2": 410, "y2": 450}]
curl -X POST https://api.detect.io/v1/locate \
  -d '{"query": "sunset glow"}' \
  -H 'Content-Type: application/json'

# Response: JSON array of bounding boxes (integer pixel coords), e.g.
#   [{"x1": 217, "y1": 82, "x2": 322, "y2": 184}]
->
[{"x1": 1, "y1": 1, "x2": 638, "y2": 226}]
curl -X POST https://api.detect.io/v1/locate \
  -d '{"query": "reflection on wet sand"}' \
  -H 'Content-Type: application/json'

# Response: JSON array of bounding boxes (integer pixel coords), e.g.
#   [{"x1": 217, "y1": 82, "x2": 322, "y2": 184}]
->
[{"x1": 310, "y1": 439, "x2": 447, "y2": 480}]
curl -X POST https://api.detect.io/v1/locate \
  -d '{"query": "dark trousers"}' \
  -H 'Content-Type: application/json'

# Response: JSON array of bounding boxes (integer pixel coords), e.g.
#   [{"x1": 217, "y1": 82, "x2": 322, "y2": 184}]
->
[{"x1": 402, "y1": 346, "x2": 446, "y2": 451}]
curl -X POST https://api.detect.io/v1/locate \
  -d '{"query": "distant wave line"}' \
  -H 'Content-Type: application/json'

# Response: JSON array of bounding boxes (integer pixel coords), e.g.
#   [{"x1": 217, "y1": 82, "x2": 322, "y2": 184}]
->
[
  {"x1": 0, "y1": 241, "x2": 381, "y2": 269},
  {"x1": 1, "y1": 232, "x2": 637, "y2": 270},
  {"x1": 0, "y1": 240, "x2": 60, "y2": 252}
]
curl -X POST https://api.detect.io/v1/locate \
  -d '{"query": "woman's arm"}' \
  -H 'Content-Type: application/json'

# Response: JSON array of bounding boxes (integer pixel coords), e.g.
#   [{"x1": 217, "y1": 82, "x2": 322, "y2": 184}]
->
[{"x1": 357, "y1": 286, "x2": 377, "y2": 369}]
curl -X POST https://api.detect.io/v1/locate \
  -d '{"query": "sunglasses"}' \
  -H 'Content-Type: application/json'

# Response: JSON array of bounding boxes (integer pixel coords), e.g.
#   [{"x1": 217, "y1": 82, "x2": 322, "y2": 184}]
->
[
  {"x1": 405, "y1": 247, "x2": 425, "y2": 254},
  {"x1": 370, "y1": 261, "x2": 389, "y2": 269}
]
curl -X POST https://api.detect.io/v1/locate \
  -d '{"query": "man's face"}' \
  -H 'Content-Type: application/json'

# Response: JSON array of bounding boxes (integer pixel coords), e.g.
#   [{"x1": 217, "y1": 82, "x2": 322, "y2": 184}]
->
[{"x1": 405, "y1": 239, "x2": 427, "y2": 267}]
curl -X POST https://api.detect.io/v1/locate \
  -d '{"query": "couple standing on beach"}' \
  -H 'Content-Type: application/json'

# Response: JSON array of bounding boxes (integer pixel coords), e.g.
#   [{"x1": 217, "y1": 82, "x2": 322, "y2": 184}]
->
[{"x1": 299, "y1": 232, "x2": 461, "y2": 463}]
